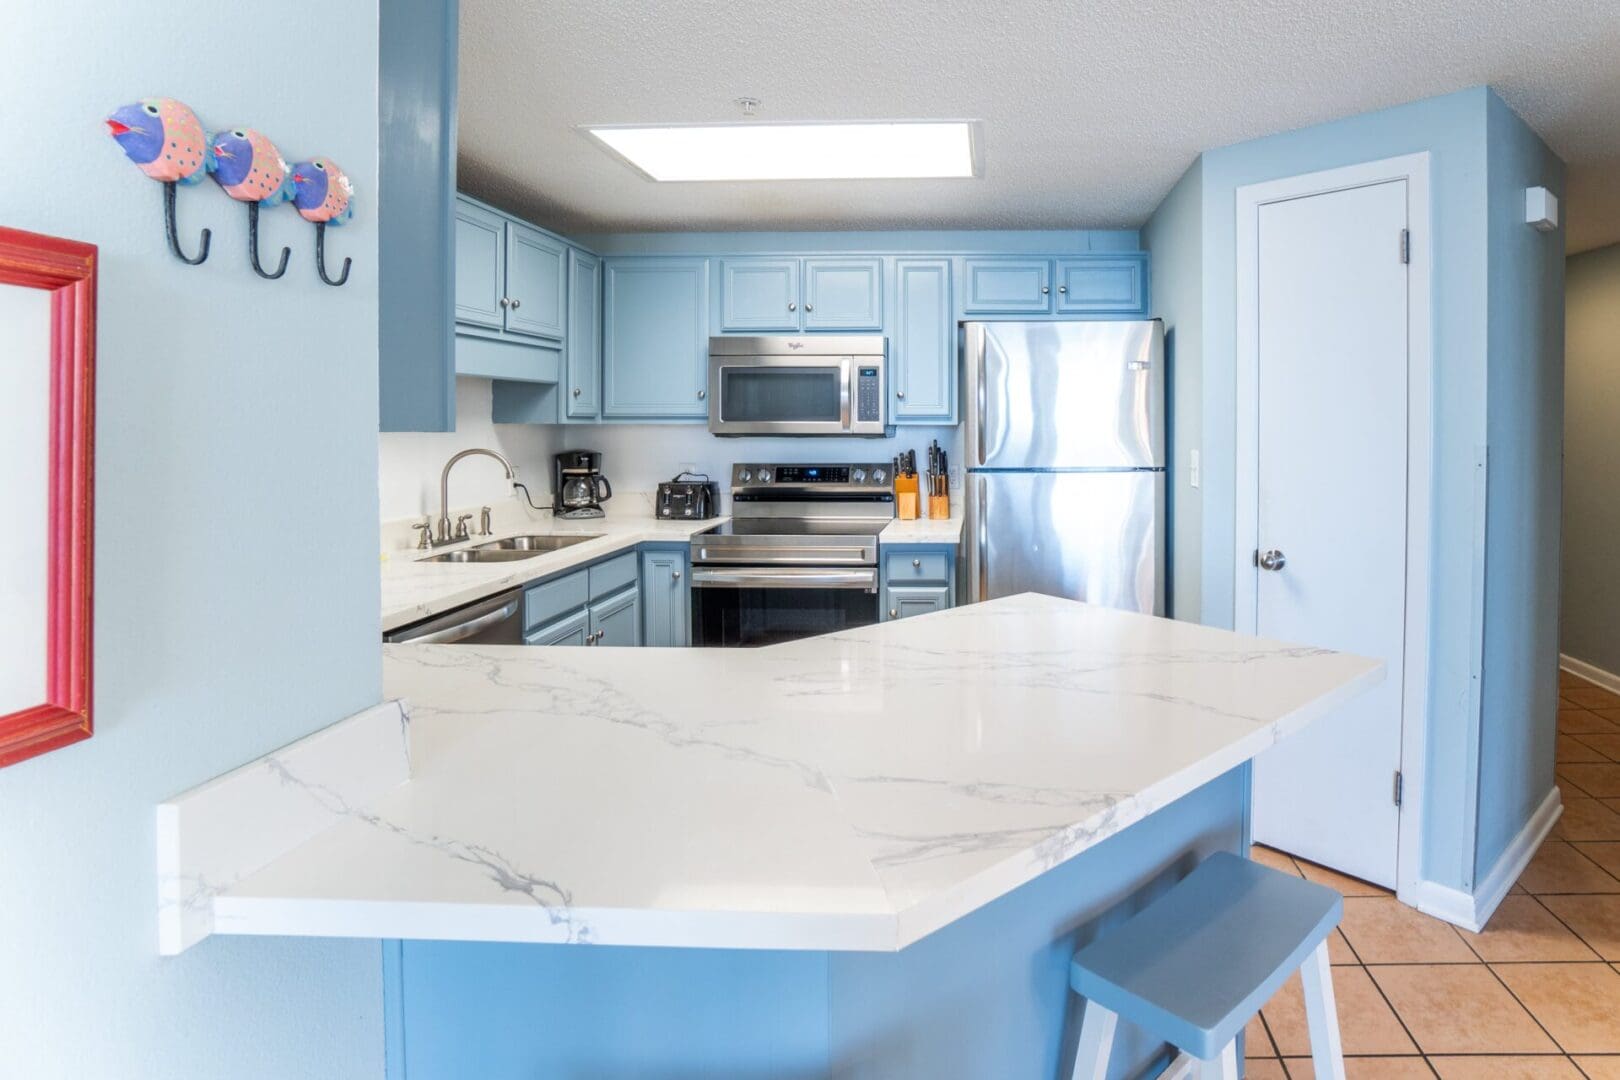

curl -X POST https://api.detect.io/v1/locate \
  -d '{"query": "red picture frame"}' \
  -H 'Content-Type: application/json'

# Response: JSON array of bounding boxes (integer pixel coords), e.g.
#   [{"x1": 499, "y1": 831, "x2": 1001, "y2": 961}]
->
[{"x1": 0, "y1": 226, "x2": 95, "y2": 768}]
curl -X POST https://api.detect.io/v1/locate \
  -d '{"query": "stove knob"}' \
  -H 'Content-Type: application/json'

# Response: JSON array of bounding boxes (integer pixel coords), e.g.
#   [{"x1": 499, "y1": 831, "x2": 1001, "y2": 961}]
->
[
  {"x1": 758, "y1": 468, "x2": 772, "y2": 484},
  {"x1": 873, "y1": 467, "x2": 887, "y2": 484},
  {"x1": 852, "y1": 467, "x2": 867, "y2": 483},
  {"x1": 738, "y1": 468, "x2": 752, "y2": 483}
]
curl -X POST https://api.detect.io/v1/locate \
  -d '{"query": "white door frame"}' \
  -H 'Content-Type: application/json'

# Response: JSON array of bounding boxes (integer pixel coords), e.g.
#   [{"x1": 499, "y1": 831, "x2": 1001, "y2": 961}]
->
[{"x1": 1234, "y1": 152, "x2": 1433, "y2": 902}]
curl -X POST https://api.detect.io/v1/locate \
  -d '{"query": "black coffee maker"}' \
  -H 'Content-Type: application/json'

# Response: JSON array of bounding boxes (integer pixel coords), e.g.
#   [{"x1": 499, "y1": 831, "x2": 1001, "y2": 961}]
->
[{"x1": 553, "y1": 450, "x2": 612, "y2": 519}]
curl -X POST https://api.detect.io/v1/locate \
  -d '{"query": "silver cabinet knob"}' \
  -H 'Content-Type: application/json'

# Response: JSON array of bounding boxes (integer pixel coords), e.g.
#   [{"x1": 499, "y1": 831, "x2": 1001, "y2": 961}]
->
[
  {"x1": 510, "y1": 298, "x2": 521, "y2": 309},
  {"x1": 1041, "y1": 286, "x2": 1050, "y2": 294},
  {"x1": 1059, "y1": 285, "x2": 1067, "y2": 294},
  {"x1": 789, "y1": 301, "x2": 797, "y2": 312},
  {"x1": 888, "y1": 608, "x2": 898, "y2": 619},
  {"x1": 1258, "y1": 549, "x2": 1287, "y2": 571},
  {"x1": 499, "y1": 297, "x2": 511, "y2": 308},
  {"x1": 896, "y1": 389, "x2": 906, "y2": 399},
  {"x1": 573, "y1": 387, "x2": 582, "y2": 397},
  {"x1": 804, "y1": 302, "x2": 813, "y2": 312},
  {"x1": 697, "y1": 389, "x2": 707, "y2": 400},
  {"x1": 672, "y1": 569, "x2": 681, "y2": 581},
  {"x1": 912, "y1": 558, "x2": 921, "y2": 568}
]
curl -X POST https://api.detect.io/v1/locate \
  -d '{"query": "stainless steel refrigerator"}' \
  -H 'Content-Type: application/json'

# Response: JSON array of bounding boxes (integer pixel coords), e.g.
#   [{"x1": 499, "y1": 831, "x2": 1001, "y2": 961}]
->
[{"x1": 963, "y1": 320, "x2": 1165, "y2": 614}]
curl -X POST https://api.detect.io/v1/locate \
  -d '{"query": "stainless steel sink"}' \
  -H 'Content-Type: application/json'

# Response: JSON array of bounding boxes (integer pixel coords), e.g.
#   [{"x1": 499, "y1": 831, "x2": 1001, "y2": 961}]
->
[{"x1": 421, "y1": 534, "x2": 602, "y2": 563}]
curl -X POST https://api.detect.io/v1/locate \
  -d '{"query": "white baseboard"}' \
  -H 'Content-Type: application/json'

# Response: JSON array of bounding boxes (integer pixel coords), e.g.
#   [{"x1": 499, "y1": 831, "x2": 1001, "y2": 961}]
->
[
  {"x1": 1562, "y1": 653, "x2": 1620, "y2": 695},
  {"x1": 1408, "y1": 787, "x2": 1562, "y2": 933}
]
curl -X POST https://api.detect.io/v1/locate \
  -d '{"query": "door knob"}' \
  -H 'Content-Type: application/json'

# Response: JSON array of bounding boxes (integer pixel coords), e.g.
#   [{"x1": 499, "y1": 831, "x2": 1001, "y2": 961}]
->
[{"x1": 1258, "y1": 549, "x2": 1287, "y2": 572}]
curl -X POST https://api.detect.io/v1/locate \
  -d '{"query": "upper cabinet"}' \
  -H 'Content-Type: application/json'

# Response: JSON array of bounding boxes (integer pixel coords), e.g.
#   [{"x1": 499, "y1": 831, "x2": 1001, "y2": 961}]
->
[
  {"x1": 504, "y1": 223, "x2": 567, "y2": 339},
  {"x1": 892, "y1": 259, "x2": 954, "y2": 423},
  {"x1": 1053, "y1": 255, "x2": 1147, "y2": 315},
  {"x1": 378, "y1": 0, "x2": 458, "y2": 432},
  {"x1": 565, "y1": 249, "x2": 601, "y2": 419},
  {"x1": 602, "y1": 258, "x2": 710, "y2": 419},
  {"x1": 962, "y1": 255, "x2": 1148, "y2": 317},
  {"x1": 961, "y1": 257, "x2": 1054, "y2": 314},
  {"x1": 718, "y1": 257, "x2": 883, "y2": 333},
  {"x1": 453, "y1": 200, "x2": 507, "y2": 330}
]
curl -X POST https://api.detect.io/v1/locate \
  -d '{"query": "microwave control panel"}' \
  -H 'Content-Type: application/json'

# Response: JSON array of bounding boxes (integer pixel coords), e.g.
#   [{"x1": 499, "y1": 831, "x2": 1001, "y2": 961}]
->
[{"x1": 856, "y1": 366, "x2": 881, "y2": 422}]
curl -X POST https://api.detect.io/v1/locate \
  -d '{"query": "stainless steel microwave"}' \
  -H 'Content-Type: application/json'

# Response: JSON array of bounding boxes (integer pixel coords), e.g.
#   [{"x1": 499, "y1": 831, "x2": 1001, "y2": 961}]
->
[{"x1": 707, "y1": 335, "x2": 888, "y2": 437}]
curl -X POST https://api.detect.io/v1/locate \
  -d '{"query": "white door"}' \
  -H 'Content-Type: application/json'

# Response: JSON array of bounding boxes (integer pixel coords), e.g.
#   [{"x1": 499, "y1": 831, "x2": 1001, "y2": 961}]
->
[{"x1": 1249, "y1": 179, "x2": 1410, "y2": 888}]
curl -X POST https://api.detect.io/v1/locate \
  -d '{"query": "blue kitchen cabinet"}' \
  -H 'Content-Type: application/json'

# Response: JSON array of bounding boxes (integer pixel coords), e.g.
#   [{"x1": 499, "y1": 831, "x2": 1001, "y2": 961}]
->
[
  {"x1": 454, "y1": 199, "x2": 507, "y2": 331},
  {"x1": 602, "y1": 258, "x2": 711, "y2": 419},
  {"x1": 720, "y1": 258, "x2": 801, "y2": 332},
  {"x1": 802, "y1": 258, "x2": 883, "y2": 331},
  {"x1": 564, "y1": 248, "x2": 601, "y2": 419},
  {"x1": 639, "y1": 546, "x2": 691, "y2": 647},
  {"x1": 504, "y1": 222, "x2": 567, "y2": 339},
  {"x1": 880, "y1": 544, "x2": 957, "y2": 621},
  {"x1": 1054, "y1": 255, "x2": 1148, "y2": 316},
  {"x1": 891, "y1": 258, "x2": 954, "y2": 423},
  {"x1": 525, "y1": 607, "x2": 590, "y2": 646},
  {"x1": 590, "y1": 586, "x2": 641, "y2": 647},
  {"x1": 960, "y1": 257, "x2": 1053, "y2": 314}
]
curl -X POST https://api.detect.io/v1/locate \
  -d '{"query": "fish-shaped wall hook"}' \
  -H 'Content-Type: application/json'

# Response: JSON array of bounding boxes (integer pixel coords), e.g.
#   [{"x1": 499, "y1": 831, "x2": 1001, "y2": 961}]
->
[
  {"x1": 290, "y1": 157, "x2": 354, "y2": 287},
  {"x1": 105, "y1": 97, "x2": 216, "y2": 265},
  {"x1": 210, "y1": 127, "x2": 296, "y2": 279}
]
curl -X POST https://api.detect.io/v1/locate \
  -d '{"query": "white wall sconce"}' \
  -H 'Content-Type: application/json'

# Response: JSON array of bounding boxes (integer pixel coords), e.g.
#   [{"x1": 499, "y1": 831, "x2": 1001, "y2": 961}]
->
[{"x1": 1525, "y1": 187, "x2": 1559, "y2": 232}]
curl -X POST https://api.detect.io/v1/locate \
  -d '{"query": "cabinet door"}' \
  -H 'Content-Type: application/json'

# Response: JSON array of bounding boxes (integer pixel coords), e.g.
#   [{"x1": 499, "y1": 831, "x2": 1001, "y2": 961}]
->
[
  {"x1": 892, "y1": 258, "x2": 953, "y2": 422},
  {"x1": 639, "y1": 549, "x2": 691, "y2": 647},
  {"x1": 883, "y1": 585, "x2": 951, "y2": 622},
  {"x1": 504, "y1": 222, "x2": 567, "y2": 339},
  {"x1": 603, "y1": 258, "x2": 711, "y2": 419},
  {"x1": 525, "y1": 606, "x2": 590, "y2": 646},
  {"x1": 720, "y1": 258, "x2": 801, "y2": 332},
  {"x1": 803, "y1": 258, "x2": 883, "y2": 331},
  {"x1": 590, "y1": 586, "x2": 641, "y2": 647},
  {"x1": 961, "y1": 258, "x2": 1052, "y2": 314},
  {"x1": 1054, "y1": 256, "x2": 1147, "y2": 315},
  {"x1": 454, "y1": 199, "x2": 506, "y2": 330},
  {"x1": 565, "y1": 248, "x2": 601, "y2": 419}
]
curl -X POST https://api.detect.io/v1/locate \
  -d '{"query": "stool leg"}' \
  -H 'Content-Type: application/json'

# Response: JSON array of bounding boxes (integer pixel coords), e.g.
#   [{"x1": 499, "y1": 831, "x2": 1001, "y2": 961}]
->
[
  {"x1": 1300, "y1": 939, "x2": 1347, "y2": 1080},
  {"x1": 1069, "y1": 1000, "x2": 1118, "y2": 1080}
]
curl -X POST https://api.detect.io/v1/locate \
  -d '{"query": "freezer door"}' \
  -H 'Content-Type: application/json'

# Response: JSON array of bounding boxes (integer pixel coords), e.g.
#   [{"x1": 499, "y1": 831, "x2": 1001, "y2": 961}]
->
[
  {"x1": 965, "y1": 470, "x2": 1164, "y2": 614},
  {"x1": 964, "y1": 320, "x2": 1164, "y2": 469}
]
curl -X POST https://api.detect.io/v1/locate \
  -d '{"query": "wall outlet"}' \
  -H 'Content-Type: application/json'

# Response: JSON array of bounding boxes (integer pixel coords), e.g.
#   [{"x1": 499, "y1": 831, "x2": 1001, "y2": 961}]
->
[
  {"x1": 948, "y1": 464, "x2": 963, "y2": 490},
  {"x1": 676, "y1": 462, "x2": 697, "y2": 478},
  {"x1": 1189, "y1": 449, "x2": 1201, "y2": 490}
]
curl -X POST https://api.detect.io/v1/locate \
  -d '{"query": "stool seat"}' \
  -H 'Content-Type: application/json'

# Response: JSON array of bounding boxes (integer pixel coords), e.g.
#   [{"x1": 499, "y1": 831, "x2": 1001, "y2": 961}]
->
[{"x1": 1069, "y1": 852, "x2": 1342, "y2": 1061}]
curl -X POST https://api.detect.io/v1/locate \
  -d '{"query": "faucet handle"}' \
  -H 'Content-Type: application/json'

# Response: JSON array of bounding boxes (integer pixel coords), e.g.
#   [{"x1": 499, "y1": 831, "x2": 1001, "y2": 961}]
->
[
  {"x1": 454, "y1": 513, "x2": 474, "y2": 540},
  {"x1": 411, "y1": 520, "x2": 432, "y2": 550},
  {"x1": 479, "y1": 506, "x2": 493, "y2": 536}
]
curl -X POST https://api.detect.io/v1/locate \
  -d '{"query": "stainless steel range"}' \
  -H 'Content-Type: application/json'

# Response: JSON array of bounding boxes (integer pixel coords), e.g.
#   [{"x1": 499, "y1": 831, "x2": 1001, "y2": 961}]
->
[{"x1": 690, "y1": 463, "x2": 893, "y2": 647}]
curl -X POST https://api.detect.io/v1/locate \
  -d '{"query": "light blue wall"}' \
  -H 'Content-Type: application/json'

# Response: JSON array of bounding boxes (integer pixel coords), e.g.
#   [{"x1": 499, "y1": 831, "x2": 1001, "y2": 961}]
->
[
  {"x1": 1141, "y1": 157, "x2": 1204, "y2": 623},
  {"x1": 1473, "y1": 94, "x2": 1565, "y2": 881},
  {"x1": 1562, "y1": 243, "x2": 1620, "y2": 678},
  {"x1": 0, "y1": 4, "x2": 384, "y2": 1077},
  {"x1": 1193, "y1": 87, "x2": 1494, "y2": 891}
]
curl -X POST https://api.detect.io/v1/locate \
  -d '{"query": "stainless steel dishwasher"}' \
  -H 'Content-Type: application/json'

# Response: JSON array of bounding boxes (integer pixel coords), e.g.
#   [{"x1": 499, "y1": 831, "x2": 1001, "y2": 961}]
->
[{"x1": 383, "y1": 588, "x2": 524, "y2": 645}]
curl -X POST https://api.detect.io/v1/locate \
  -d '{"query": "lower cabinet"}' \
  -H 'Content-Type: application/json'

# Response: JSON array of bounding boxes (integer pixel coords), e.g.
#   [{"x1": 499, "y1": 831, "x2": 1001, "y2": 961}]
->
[
  {"x1": 880, "y1": 544, "x2": 957, "y2": 622},
  {"x1": 523, "y1": 553, "x2": 643, "y2": 647},
  {"x1": 884, "y1": 585, "x2": 951, "y2": 621},
  {"x1": 639, "y1": 546, "x2": 692, "y2": 647},
  {"x1": 526, "y1": 607, "x2": 590, "y2": 647},
  {"x1": 590, "y1": 585, "x2": 641, "y2": 647}
]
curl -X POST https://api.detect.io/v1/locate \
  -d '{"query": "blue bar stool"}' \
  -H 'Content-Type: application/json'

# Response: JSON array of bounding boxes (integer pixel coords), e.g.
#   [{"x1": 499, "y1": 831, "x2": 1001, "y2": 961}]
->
[{"x1": 1067, "y1": 852, "x2": 1346, "y2": 1080}]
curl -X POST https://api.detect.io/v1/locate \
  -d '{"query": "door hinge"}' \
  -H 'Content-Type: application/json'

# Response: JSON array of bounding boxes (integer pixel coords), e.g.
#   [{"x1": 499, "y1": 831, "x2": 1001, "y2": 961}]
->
[
  {"x1": 1400, "y1": 229, "x2": 1410, "y2": 264},
  {"x1": 1393, "y1": 770, "x2": 1404, "y2": 807}
]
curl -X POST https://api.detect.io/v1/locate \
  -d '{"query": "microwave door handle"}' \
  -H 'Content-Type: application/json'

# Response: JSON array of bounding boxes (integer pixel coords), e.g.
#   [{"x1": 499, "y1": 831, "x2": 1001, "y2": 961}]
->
[{"x1": 839, "y1": 358, "x2": 852, "y2": 429}]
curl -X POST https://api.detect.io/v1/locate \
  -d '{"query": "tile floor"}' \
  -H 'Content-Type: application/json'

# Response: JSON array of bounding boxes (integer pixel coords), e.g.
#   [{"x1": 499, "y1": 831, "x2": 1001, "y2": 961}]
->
[{"x1": 1244, "y1": 670, "x2": 1620, "y2": 1079}]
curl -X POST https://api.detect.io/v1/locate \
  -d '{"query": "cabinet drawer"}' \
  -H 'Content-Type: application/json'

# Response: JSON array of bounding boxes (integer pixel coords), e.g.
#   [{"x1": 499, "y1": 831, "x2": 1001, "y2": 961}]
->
[
  {"x1": 883, "y1": 585, "x2": 951, "y2": 621},
  {"x1": 589, "y1": 552, "x2": 638, "y2": 599},
  {"x1": 884, "y1": 549, "x2": 952, "y2": 585},
  {"x1": 524, "y1": 570, "x2": 589, "y2": 631}
]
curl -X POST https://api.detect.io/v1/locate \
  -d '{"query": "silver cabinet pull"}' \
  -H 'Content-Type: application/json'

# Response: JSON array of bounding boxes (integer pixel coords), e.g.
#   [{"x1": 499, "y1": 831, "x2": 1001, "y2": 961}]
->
[
  {"x1": 1041, "y1": 285, "x2": 1050, "y2": 294},
  {"x1": 789, "y1": 301, "x2": 797, "y2": 311},
  {"x1": 912, "y1": 558, "x2": 921, "y2": 568},
  {"x1": 1059, "y1": 285, "x2": 1067, "y2": 294},
  {"x1": 498, "y1": 297, "x2": 510, "y2": 308},
  {"x1": 510, "y1": 297, "x2": 521, "y2": 309},
  {"x1": 888, "y1": 608, "x2": 898, "y2": 619},
  {"x1": 804, "y1": 302, "x2": 813, "y2": 312},
  {"x1": 697, "y1": 389, "x2": 707, "y2": 400},
  {"x1": 573, "y1": 387, "x2": 582, "y2": 397},
  {"x1": 1258, "y1": 549, "x2": 1287, "y2": 572},
  {"x1": 672, "y1": 569, "x2": 681, "y2": 581},
  {"x1": 896, "y1": 389, "x2": 906, "y2": 399}
]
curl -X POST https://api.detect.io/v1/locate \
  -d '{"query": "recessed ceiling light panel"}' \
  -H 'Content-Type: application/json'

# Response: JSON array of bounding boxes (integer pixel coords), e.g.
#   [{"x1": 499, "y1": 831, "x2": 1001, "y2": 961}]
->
[{"x1": 583, "y1": 121, "x2": 981, "y2": 182}]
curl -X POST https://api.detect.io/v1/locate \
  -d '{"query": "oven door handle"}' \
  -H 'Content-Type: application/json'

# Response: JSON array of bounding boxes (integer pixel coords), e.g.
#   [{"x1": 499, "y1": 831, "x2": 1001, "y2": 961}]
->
[{"x1": 690, "y1": 567, "x2": 879, "y2": 593}]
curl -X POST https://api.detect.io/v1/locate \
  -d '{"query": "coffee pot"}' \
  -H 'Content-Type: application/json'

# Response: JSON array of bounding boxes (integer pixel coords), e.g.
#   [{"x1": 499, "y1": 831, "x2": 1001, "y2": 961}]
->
[{"x1": 553, "y1": 450, "x2": 612, "y2": 519}]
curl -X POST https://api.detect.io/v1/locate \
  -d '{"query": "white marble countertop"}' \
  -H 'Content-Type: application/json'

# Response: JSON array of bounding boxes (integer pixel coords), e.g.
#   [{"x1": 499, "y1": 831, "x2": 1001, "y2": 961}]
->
[
  {"x1": 878, "y1": 503, "x2": 964, "y2": 545},
  {"x1": 208, "y1": 594, "x2": 1380, "y2": 952}
]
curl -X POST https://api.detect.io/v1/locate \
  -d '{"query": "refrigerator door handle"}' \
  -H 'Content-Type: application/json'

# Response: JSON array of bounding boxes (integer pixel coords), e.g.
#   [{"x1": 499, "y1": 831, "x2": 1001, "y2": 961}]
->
[
  {"x1": 975, "y1": 327, "x2": 988, "y2": 466},
  {"x1": 971, "y1": 474, "x2": 988, "y2": 602}
]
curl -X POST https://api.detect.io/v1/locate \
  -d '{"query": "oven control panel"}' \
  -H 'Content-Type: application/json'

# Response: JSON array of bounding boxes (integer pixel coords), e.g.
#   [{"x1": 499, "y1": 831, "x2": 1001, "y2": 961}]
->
[{"x1": 732, "y1": 463, "x2": 891, "y2": 489}]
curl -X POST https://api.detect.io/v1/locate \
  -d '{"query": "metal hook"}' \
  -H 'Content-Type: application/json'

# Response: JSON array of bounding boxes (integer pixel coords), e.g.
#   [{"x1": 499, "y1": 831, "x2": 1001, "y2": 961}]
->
[
  {"x1": 314, "y1": 221, "x2": 351, "y2": 287},
  {"x1": 246, "y1": 201, "x2": 290, "y2": 280},
  {"x1": 163, "y1": 180, "x2": 210, "y2": 265}
]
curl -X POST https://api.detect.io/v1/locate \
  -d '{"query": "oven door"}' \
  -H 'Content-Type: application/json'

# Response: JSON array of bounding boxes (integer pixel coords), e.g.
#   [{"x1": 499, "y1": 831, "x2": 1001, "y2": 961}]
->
[
  {"x1": 708, "y1": 355, "x2": 852, "y2": 436},
  {"x1": 690, "y1": 566, "x2": 880, "y2": 647}
]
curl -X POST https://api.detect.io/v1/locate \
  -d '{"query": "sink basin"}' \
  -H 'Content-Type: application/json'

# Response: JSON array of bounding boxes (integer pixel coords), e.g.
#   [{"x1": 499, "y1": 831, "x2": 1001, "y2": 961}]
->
[{"x1": 420, "y1": 534, "x2": 603, "y2": 563}]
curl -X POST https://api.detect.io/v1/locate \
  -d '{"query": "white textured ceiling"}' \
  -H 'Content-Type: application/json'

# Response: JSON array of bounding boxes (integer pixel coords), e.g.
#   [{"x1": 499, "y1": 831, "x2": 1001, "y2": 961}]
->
[{"x1": 459, "y1": 0, "x2": 1620, "y2": 252}]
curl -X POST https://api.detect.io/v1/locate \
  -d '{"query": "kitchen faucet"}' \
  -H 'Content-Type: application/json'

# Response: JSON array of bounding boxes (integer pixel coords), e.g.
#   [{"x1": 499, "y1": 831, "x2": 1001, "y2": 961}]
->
[{"x1": 437, "y1": 448, "x2": 515, "y2": 544}]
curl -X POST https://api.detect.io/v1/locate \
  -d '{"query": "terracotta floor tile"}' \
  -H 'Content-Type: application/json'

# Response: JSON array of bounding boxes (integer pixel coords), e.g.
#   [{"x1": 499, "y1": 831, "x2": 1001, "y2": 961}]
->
[
  {"x1": 1253, "y1": 844, "x2": 1304, "y2": 876},
  {"x1": 1559, "y1": 709, "x2": 1619, "y2": 735},
  {"x1": 1560, "y1": 734, "x2": 1610, "y2": 763},
  {"x1": 1461, "y1": 895, "x2": 1598, "y2": 962},
  {"x1": 1263, "y1": 966, "x2": 1416, "y2": 1056},
  {"x1": 1558, "y1": 764, "x2": 1620, "y2": 799},
  {"x1": 1296, "y1": 859, "x2": 1394, "y2": 897},
  {"x1": 1368, "y1": 964, "x2": 1557, "y2": 1054},
  {"x1": 1566, "y1": 687, "x2": 1620, "y2": 710},
  {"x1": 1560, "y1": 775, "x2": 1595, "y2": 800},
  {"x1": 1244, "y1": 1059, "x2": 1288, "y2": 1079},
  {"x1": 1247, "y1": 1012, "x2": 1276, "y2": 1057},
  {"x1": 1340, "y1": 896, "x2": 1476, "y2": 963},
  {"x1": 1283, "y1": 1056, "x2": 1433, "y2": 1078},
  {"x1": 1518, "y1": 841, "x2": 1620, "y2": 894},
  {"x1": 1428, "y1": 1056, "x2": 1583, "y2": 1078},
  {"x1": 1595, "y1": 708, "x2": 1620, "y2": 727},
  {"x1": 1553, "y1": 800, "x2": 1620, "y2": 842},
  {"x1": 1571, "y1": 1056, "x2": 1620, "y2": 1079},
  {"x1": 1494, "y1": 963, "x2": 1620, "y2": 1053},
  {"x1": 1328, "y1": 927, "x2": 1358, "y2": 965},
  {"x1": 1538, "y1": 895, "x2": 1620, "y2": 959},
  {"x1": 1574, "y1": 732, "x2": 1620, "y2": 762},
  {"x1": 1571, "y1": 842, "x2": 1620, "y2": 880},
  {"x1": 1563, "y1": 671, "x2": 1597, "y2": 689}
]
